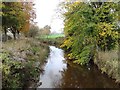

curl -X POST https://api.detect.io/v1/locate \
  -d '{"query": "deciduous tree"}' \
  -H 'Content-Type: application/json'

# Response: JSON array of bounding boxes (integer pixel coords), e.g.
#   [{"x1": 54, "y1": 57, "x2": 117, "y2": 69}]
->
[{"x1": 60, "y1": 1, "x2": 119, "y2": 65}]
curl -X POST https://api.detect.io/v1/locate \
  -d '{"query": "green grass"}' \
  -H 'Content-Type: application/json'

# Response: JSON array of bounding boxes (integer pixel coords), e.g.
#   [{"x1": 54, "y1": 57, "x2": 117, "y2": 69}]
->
[{"x1": 40, "y1": 34, "x2": 65, "y2": 39}]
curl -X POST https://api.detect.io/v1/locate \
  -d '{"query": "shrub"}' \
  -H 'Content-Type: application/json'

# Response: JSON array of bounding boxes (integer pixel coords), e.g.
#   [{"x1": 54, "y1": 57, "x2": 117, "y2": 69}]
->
[
  {"x1": 1, "y1": 52, "x2": 40, "y2": 88},
  {"x1": 25, "y1": 25, "x2": 39, "y2": 38}
]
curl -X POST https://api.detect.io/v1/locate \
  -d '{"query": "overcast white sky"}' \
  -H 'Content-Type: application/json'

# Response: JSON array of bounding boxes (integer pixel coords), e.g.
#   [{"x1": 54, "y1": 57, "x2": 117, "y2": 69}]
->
[{"x1": 34, "y1": 0, "x2": 64, "y2": 33}]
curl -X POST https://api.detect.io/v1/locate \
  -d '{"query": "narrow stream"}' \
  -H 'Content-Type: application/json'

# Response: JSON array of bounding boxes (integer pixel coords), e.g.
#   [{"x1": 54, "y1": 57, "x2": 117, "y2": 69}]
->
[{"x1": 37, "y1": 46, "x2": 119, "y2": 88}]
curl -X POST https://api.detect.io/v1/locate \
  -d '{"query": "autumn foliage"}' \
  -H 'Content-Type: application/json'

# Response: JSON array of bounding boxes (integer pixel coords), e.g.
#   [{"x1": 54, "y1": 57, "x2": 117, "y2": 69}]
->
[
  {"x1": 2, "y1": 2, "x2": 36, "y2": 40},
  {"x1": 60, "y1": 1, "x2": 119, "y2": 65}
]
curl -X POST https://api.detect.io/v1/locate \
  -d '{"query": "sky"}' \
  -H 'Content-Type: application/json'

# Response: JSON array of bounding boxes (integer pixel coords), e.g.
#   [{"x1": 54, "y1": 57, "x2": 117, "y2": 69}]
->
[{"x1": 34, "y1": 0, "x2": 64, "y2": 33}]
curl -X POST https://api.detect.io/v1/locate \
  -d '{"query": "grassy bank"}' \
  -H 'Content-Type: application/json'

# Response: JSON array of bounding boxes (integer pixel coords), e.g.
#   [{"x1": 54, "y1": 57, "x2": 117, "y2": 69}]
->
[
  {"x1": 1, "y1": 38, "x2": 49, "y2": 88},
  {"x1": 94, "y1": 48, "x2": 120, "y2": 83}
]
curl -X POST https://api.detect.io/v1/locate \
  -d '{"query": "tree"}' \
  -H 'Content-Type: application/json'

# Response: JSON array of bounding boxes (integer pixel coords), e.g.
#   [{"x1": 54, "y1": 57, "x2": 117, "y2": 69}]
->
[
  {"x1": 60, "y1": 1, "x2": 119, "y2": 65},
  {"x1": 2, "y1": 2, "x2": 36, "y2": 40},
  {"x1": 43, "y1": 25, "x2": 51, "y2": 35},
  {"x1": 39, "y1": 25, "x2": 51, "y2": 35},
  {"x1": 25, "y1": 24, "x2": 39, "y2": 38}
]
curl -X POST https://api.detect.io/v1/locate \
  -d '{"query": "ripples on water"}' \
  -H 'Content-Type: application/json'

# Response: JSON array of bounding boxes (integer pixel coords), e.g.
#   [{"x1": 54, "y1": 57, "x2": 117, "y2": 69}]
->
[{"x1": 37, "y1": 46, "x2": 119, "y2": 88}]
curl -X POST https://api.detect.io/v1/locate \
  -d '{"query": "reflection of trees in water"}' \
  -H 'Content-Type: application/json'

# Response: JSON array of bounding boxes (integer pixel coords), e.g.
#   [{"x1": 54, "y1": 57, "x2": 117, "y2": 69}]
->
[
  {"x1": 37, "y1": 46, "x2": 119, "y2": 88},
  {"x1": 60, "y1": 62, "x2": 119, "y2": 88}
]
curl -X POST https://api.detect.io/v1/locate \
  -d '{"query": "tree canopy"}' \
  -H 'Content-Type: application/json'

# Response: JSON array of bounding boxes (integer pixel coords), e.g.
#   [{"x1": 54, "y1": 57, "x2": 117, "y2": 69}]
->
[
  {"x1": 2, "y1": 2, "x2": 35, "y2": 40},
  {"x1": 60, "y1": 1, "x2": 119, "y2": 65}
]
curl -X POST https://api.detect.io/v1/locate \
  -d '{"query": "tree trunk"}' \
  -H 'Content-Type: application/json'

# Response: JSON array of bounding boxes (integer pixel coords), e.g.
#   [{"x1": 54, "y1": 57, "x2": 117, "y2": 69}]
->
[
  {"x1": 17, "y1": 30, "x2": 20, "y2": 39},
  {"x1": 4, "y1": 27, "x2": 7, "y2": 41},
  {"x1": 11, "y1": 27, "x2": 16, "y2": 40},
  {"x1": 13, "y1": 32, "x2": 16, "y2": 40}
]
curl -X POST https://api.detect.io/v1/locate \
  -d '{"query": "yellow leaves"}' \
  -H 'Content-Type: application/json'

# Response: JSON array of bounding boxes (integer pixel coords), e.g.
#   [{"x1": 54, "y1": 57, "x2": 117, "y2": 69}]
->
[
  {"x1": 60, "y1": 37, "x2": 72, "y2": 48},
  {"x1": 99, "y1": 31, "x2": 106, "y2": 36},
  {"x1": 97, "y1": 22, "x2": 115, "y2": 37},
  {"x1": 73, "y1": 59, "x2": 81, "y2": 64},
  {"x1": 74, "y1": 1, "x2": 80, "y2": 5},
  {"x1": 3, "y1": 65, "x2": 10, "y2": 75},
  {"x1": 67, "y1": 53, "x2": 73, "y2": 59},
  {"x1": 60, "y1": 44, "x2": 65, "y2": 48},
  {"x1": 101, "y1": 67, "x2": 107, "y2": 74},
  {"x1": 115, "y1": 31, "x2": 118, "y2": 35},
  {"x1": 64, "y1": 38, "x2": 71, "y2": 45},
  {"x1": 112, "y1": 31, "x2": 119, "y2": 39},
  {"x1": 21, "y1": 22, "x2": 30, "y2": 32},
  {"x1": 60, "y1": 39, "x2": 69, "y2": 48},
  {"x1": 66, "y1": 0, "x2": 81, "y2": 11}
]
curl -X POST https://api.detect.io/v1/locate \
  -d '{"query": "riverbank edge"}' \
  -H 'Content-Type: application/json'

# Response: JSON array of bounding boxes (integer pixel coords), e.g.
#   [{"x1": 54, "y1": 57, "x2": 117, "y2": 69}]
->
[
  {"x1": 36, "y1": 36, "x2": 64, "y2": 48},
  {"x1": 63, "y1": 49, "x2": 120, "y2": 85},
  {"x1": 94, "y1": 50, "x2": 120, "y2": 84},
  {"x1": 1, "y1": 38, "x2": 50, "y2": 88}
]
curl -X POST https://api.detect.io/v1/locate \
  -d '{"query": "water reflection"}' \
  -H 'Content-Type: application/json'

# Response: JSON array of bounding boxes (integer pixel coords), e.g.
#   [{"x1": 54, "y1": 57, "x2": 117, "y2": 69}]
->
[
  {"x1": 37, "y1": 46, "x2": 119, "y2": 88},
  {"x1": 38, "y1": 46, "x2": 67, "y2": 88},
  {"x1": 60, "y1": 62, "x2": 119, "y2": 88}
]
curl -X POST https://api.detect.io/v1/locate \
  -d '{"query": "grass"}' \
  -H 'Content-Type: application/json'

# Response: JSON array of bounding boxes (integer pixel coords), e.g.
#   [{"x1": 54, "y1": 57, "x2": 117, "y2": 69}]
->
[
  {"x1": 39, "y1": 34, "x2": 65, "y2": 39},
  {"x1": 36, "y1": 34, "x2": 65, "y2": 47},
  {"x1": 94, "y1": 49, "x2": 120, "y2": 83},
  {"x1": 1, "y1": 37, "x2": 49, "y2": 88}
]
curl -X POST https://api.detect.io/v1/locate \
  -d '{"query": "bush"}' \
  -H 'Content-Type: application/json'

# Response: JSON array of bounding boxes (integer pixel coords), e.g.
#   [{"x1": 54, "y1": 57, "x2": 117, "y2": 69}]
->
[
  {"x1": 1, "y1": 52, "x2": 40, "y2": 88},
  {"x1": 25, "y1": 25, "x2": 39, "y2": 38}
]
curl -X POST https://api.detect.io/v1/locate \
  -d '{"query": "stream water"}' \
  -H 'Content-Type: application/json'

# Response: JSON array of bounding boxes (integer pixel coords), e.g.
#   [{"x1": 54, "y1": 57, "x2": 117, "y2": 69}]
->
[{"x1": 37, "y1": 46, "x2": 119, "y2": 88}]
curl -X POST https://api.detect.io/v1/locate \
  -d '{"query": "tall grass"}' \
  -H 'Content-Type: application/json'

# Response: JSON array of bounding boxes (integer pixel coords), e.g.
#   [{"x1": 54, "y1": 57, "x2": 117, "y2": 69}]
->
[
  {"x1": 2, "y1": 38, "x2": 49, "y2": 88},
  {"x1": 94, "y1": 49, "x2": 120, "y2": 83}
]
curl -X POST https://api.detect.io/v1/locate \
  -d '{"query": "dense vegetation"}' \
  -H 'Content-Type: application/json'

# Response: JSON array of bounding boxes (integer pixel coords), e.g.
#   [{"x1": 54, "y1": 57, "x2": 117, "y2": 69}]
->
[
  {"x1": 1, "y1": 2, "x2": 35, "y2": 40},
  {"x1": 37, "y1": 34, "x2": 65, "y2": 48},
  {"x1": 60, "y1": 1, "x2": 119, "y2": 65},
  {"x1": 60, "y1": 1, "x2": 120, "y2": 83},
  {"x1": 1, "y1": 0, "x2": 120, "y2": 88},
  {"x1": 1, "y1": 39, "x2": 49, "y2": 88},
  {"x1": 0, "y1": 2, "x2": 50, "y2": 88}
]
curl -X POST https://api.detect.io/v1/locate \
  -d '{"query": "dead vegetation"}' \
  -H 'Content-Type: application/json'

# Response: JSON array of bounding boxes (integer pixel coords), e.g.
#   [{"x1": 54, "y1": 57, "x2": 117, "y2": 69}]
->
[
  {"x1": 1, "y1": 38, "x2": 49, "y2": 88},
  {"x1": 94, "y1": 49, "x2": 120, "y2": 83}
]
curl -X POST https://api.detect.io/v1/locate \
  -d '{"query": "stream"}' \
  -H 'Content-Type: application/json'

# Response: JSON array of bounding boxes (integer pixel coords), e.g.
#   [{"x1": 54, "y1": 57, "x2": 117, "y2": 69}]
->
[{"x1": 37, "y1": 46, "x2": 119, "y2": 88}]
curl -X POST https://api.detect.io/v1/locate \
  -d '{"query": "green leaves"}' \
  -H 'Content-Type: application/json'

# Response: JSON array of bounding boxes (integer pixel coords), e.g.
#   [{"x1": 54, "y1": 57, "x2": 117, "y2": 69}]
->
[
  {"x1": 1, "y1": 51, "x2": 40, "y2": 88},
  {"x1": 2, "y1": 2, "x2": 36, "y2": 40},
  {"x1": 61, "y1": 1, "x2": 119, "y2": 65},
  {"x1": 74, "y1": 44, "x2": 94, "y2": 65}
]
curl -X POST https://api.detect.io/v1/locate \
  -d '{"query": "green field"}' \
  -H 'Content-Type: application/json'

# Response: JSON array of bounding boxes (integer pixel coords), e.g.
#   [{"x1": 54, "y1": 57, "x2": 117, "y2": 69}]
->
[{"x1": 40, "y1": 34, "x2": 65, "y2": 39}]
